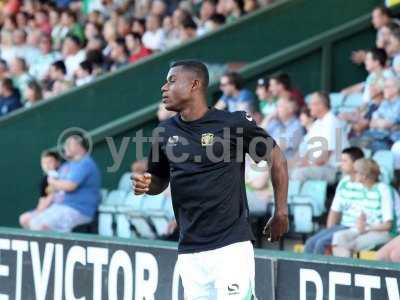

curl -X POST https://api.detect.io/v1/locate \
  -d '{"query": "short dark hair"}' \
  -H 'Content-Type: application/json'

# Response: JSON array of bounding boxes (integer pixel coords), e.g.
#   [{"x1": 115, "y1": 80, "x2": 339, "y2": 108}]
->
[
  {"x1": 115, "y1": 37, "x2": 129, "y2": 56},
  {"x1": 270, "y1": 73, "x2": 291, "y2": 90},
  {"x1": 41, "y1": 150, "x2": 62, "y2": 161},
  {"x1": 374, "y1": 5, "x2": 392, "y2": 18},
  {"x1": 1, "y1": 78, "x2": 14, "y2": 92},
  {"x1": 52, "y1": 60, "x2": 67, "y2": 75},
  {"x1": 65, "y1": 34, "x2": 81, "y2": 47},
  {"x1": 314, "y1": 91, "x2": 331, "y2": 110},
  {"x1": 79, "y1": 60, "x2": 93, "y2": 74},
  {"x1": 128, "y1": 32, "x2": 142, "y2": 42},
  {"x1": 170, "y1": 60, "x2": 210, "y2": 90},
  {"x1": 182, "y1": 17, "x2": 197, "y2": 30},
  {"x1": 342, "y1": 147, "x2": 364, "y2": 162},
  {"x1": 209, "y1": 13, "x2": 225, "y2": 25},
  {"x1": 368, "y1": 47, "x2": 387, "y2": 67},
  {"x1": 222, "y1": 72, "x2": 243, "y2": 90}
]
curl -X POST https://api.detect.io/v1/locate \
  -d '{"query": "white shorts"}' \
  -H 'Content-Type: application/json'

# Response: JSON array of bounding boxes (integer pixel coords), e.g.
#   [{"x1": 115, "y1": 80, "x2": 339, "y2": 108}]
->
[{"x1": 177, "y1": 241, "x2": 256, "y2": 300}]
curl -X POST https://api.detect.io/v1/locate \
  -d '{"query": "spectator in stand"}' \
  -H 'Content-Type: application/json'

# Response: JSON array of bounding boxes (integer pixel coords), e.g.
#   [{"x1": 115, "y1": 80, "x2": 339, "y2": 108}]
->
[
  {"x1": 244, "y1": 0, "x2": 259, "y2": 14},
  {"x1": 126, "y1": 32, "x2": 152, "y2": 63},
  {"x1": 84, "y1": 21, "x2": 102, "y2": 42},
  {"x1": 347, "y1": 82, "x2": 385, "y2": 141},
  {"x1": 332, "y1": 158, "x2": 393, "y2": 257},
  {"x1": 29, "y1": 133, "x2": 101, "y2": 232},
  {"x1": 180, "y1": 16, "x2": 197, "y2": 42},
  {"x1": 376, "y1": 22, "x2": 399, "y2": 52},
  {"x1": 116, "y1": 14, "x2": 132, "y2": 37},
  {"x1": 59, "y1": 10, "x2": 84, "y2": 46},
  {"x1": 75, "y1": 60, "x2": 95, "y2": 86},
  {"x1": 150, "y1": 0, "x2": 167, "y2": 17},
  {"x1": 360, "y1": 76, "x2": 400, "y2": 151},
  {"x1": 109, "y1": 37, "x2": 129, "y2": 71},
  {"x1": 352, "y1": 6, "x2": 393, "y2": 65},
  {"x1": 19, "y1": 150, "x2": 62, "y2": 229},
  {"x1": 197, "y1": 0, "x2": 217, "y2": 35},
  {"x1": 387, "y1": 27, "x2": 400, "y2": 75},
  {"x1": 0, "y1": 78, "x2": 22, "y2": 117},
  {"x1": 24, "y1": 80, "x2": 43, "y2": 108},
  {"x1": 29, "y1": 34, "x2": 62, "y2": 81},
  {"x1": 204, "y1": 13, "x2": 226, "y2": 31},
  {"x1": 256, "y1": 77, "x2": 277, "y2": 119},
  {"x1": 291, "y1": 92, "x2": 349, "y2": 183},
  {"x1": 269, "y1": 73, "x2": 305, "y2": 110},
  {"x1": 132, "y1": 18, "x2": 146, "y2": 35},
  {"x1": 165, "y1": 8, "x2": 190, "y2": 49},
  {"x1": 10, "y1": 57, "x2": 32, "y2": 102},
  {"x1": 44, "y1": 60, "x2": 69, "y2": 97},
  {"x1": 86, "y1": 49, "x2": 108, "y2": 76},
  {"x1": 8, "y1": 29, "x2": 40, "y2": 67},
  {"x1": 102, "y1": 20, "x2": 117, "y2": 57},
  {"x1": 304, "y1": 147, "x2": 365, "y2": 255},
  {"x1": 341, "y1": 48, "x2": 389, "y2": 104},
  {"x1": 218, "y1": 0, "x2": 244, "y2": 23},
  {"x1": 215, "y1": 71, "x2": 255, "y2": 113},
  {"x1": 62, "y1": 35, "x2": 86, "y2": 80},
  {"x1": 266, "y1": 99, "x2": 304, "y2": 159},
  {"x1": 34, "y1": 9, "x2": 52, "y2": 35},
  {"x1": 142, "y1": 14, "x2": 165, "y2": 51}
]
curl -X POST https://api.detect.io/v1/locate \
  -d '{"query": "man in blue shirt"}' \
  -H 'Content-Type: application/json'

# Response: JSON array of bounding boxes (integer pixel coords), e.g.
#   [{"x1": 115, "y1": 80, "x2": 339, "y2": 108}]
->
[
  {"x1": 0, "y1": 78, "x2": 22, "y2": 117},
  {"x1": 266, "y1": 98, "x2": 304, "y2": 159},
  {"x1": 29, "y1": 133, "x2": 101, "y2": 232},
  {"x1": 214, "y1": 71, "x2": 255, "y2": 113}
]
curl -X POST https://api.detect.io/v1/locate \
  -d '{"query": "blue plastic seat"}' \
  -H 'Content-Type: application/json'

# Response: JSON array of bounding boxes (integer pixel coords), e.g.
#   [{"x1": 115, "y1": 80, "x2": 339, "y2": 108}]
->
[
  {"x1": 291, "y1": 196, "x2": 314, "y2": 233},
  {"x1": 117, "y1": 172, "x2": 132, "y2": 193},
  {"x1": 299, "y1": 180, "x2": 327, "y2": 217},
  {"x1": 373, "y1": 150, "x2": 394, "y2": 183}
]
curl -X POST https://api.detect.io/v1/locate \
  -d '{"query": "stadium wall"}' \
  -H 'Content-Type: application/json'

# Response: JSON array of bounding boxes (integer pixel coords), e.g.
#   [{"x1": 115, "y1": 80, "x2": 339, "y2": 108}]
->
[{"x1": 0, "y1": 227, "x2": 399, "y2": 300}]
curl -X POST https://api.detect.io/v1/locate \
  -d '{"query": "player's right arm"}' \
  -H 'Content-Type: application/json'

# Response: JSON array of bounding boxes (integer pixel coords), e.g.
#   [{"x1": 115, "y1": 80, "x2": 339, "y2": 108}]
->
[{"x1": 132, "y1": 127, "x2": 170, "y2": 195}]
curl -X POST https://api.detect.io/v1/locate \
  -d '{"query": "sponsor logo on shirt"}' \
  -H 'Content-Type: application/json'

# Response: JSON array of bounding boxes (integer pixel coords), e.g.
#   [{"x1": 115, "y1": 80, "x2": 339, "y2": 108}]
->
[
  {"x1": 167, "y1": 135, "x2": 179, "y2": 146},
  {"x1": 245, "y1": 113, "x2": 253, "y2": 122},
  {"x1": 201, "y1": 133, "x2": 214, "y2": 146}
]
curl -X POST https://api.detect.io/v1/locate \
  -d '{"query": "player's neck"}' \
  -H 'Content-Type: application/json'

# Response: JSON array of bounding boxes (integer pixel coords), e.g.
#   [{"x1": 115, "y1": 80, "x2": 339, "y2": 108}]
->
[{"x1": 180, "y1": 102, "x2": 209, "y2": 122}]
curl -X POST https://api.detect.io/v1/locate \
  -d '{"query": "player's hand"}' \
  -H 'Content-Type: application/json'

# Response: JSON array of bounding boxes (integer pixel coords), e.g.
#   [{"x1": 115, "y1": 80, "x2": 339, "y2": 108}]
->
[
  {"x1": 131, "y1": 172, "x2": 152, "y2": 195},
  {"x1": 263, "y1": 212, "x2": 289, "y2": 242}
]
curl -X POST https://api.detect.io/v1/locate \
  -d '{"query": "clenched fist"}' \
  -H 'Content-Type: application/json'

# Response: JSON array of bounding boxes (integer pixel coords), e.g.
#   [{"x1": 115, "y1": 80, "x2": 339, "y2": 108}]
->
[{"x1": 131, "y1": 173, "x2": 152, "y2": 195}]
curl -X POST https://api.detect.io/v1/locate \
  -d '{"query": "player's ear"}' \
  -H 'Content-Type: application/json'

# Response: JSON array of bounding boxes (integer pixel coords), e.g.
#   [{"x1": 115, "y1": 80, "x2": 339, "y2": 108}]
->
[{"x1": 191, "y1": 79, "x2": 200, "y2": 91}]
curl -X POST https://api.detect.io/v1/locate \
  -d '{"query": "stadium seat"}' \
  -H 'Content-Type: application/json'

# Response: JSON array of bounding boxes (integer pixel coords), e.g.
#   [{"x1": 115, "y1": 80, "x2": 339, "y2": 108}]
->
[
  {"x1": 291, "y1": 196, "x2": 314, "y2": 234},
  {"x1": 329, "y1": 93, "x2": 345, "y2": 113},
  {"x1": 288, "y1": 180, "x2": 302, "y2": 203},
  {"x1": 149, "y1": 196, "x2": 175, "y2": 236},
  {"x1": 98, "y1": 190, "x2": 127, "y2": 236},
  {"x1": 117, "y1": 172, "x2": 132, "y2": 193},
  {"x1": 299, "y1": 180, "x2": 328, "y2": 217},
  {"x1": 344, "y1": 92, "x2": 363, "y2": 108},
  {"x1": 373, "y1": 150, "x2": 395, "y2": 183}
]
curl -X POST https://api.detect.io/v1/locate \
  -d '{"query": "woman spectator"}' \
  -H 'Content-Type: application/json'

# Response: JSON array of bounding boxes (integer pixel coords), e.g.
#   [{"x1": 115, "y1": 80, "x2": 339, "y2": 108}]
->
[
  {"x1": 126, "y1": 33, "x2": 152, "y2": 64},
  {"x1": 24, "y1": 80, "x2": 43, "y2": 108},
  {"x1": 331, "y1": 159, "x2": 393, "y2": 257}
]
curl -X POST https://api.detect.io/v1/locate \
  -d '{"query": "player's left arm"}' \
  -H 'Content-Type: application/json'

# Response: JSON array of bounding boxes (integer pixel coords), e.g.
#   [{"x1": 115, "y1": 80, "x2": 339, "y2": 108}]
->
[
  {"x1": 264, "y1": 145, "x2": 289, "y2": 242},
  {"x1": 237, "y1": 111, "x2": 289, "y2": 242}
]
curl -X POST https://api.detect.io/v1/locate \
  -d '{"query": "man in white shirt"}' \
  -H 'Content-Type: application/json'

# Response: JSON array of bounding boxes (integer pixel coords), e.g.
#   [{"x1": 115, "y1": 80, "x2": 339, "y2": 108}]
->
[
  {"x1": 291, "y1": 91, "x2": 349, "y2": 183},
  {"x1": 62, "y1": 35, "x2": 86, "y2": 80},
  {"x1": 142, "y1": 14, "x2": 165, "y2": 51}
]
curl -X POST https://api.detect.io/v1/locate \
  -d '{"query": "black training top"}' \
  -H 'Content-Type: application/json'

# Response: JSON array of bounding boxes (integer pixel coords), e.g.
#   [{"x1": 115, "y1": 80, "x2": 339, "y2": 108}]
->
[{"x1": 147, "y1": 108, "x2": 276, "y2": 253}]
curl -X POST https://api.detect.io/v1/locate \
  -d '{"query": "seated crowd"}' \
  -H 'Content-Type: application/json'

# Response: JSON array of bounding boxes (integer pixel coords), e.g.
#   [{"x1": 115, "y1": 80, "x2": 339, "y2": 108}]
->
[
  {"x1": 0, "y1": 0, "x2": 273, "y2": 117},
  {"x1": 19, "y1": 4, "x2": 400, "y2": 264}
]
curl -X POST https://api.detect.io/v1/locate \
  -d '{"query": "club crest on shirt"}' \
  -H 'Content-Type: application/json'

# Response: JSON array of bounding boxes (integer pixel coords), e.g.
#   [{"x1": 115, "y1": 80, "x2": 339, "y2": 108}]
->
[
  {"x1": 168, "y1": 135, "x2": 179, "y2": 146},
  {"x1": 201, "y1": 133, "x2": 214, "y2": 146}
]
